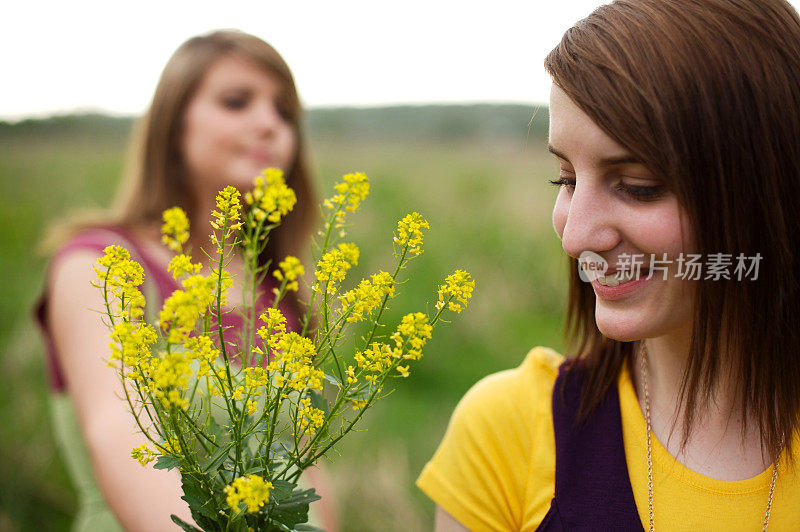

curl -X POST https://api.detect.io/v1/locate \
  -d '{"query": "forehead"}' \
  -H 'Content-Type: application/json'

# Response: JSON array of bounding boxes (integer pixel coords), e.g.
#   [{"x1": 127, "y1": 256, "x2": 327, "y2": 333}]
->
[
  {"x1": 548, "y1": 84, "x2": 634, "y2": 164},
  {"x1": 196, "y1": 53, "x2": 280, "y2": 92}
]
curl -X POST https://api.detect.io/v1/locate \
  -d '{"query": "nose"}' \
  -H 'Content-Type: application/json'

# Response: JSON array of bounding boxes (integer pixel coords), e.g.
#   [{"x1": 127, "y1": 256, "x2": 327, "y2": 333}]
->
[
  {"x1": 557, "y1": 181, "x2": 621, "y2": 260},
  {"x1": 251, "y1": 99, "x2": 283, "y2": 134}
]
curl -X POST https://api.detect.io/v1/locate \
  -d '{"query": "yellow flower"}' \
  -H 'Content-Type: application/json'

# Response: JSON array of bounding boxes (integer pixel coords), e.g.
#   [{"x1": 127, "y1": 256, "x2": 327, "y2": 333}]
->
[
  {"x1": 150, "y1": 349, "x2": 193, "y2": 409},
  {"x1": 394, "y1": 212, "x2": 429, "y2": 255},
  {"x1": 167, "y1": 254, "x2": 202, "y2": 280},
  {"x1": 257, "y1": 308, "x2": 288, "y2": 340},
  {"x1": 130, "y1": 443, "x2": 156, "y2": 466},
  {"x1": 184, "y1": 335, "x2": 219, "y2": 378},
  {"x1": 390, "y1": 312, "x2": 433, "y2": 361},
  {"x1": 436, "y1": 269, "x2": 475, "y2": 313},
  {"x1": 161, "y1": 207, "x2": 190, "y2": 252},
  {"x1": 314, "y1": 243, "x2": 359, "y2": 294},
  {"x1": 349, "y1": 398, "x2": 368, "y2": 410},
  {"x1": 396, "y1": 365, "x2": 410, "y2": 378},
  {"x1": 108, "y1": 321, "x2": 157, "y2": 371},
  {"x1": 158, "y1": 274, "x2": 216, "y2": 344},
  {"x1": 345, "y1": 365, "x2": 358, "y2": 385},
  {"x1": 246, "y1": 168, "x2": 296, "y2": 224},
  {"x1": 324, "y1": 172, "x2": 369, "y2": 225},
  {"x1": 244, "y1": 367, "x2": 270, "y2": 390},
  {"x1": 95, "y1": 244, "x2": 129, "y2": 268},
  {"x1": 225, "y1": 474, "x2": 273, "y2": 514},
  {"x1": 273, "y1": 255, "x2": 304, "y2": 292},
  {"x1": 296, "y1": 397, "x2": 325, "y2": 435},
  {"x1": 340, "y1": 270, "x2": 395, "y2": 322},
  {"x1": 268, "y1": 332, "x2": 324, "y2": 392},
  {"x1": 211, "y1": 186, "x2": 242, "y2": 230},
  {"x1": 156, "y1": 436, "x2": 181, "y2": 455},
  {"x1": 93, "y1": 245, "x2": 146, "y2": 318},
  {"x1": 354, "y1": 342, "x2": 393, "y2": 375}
]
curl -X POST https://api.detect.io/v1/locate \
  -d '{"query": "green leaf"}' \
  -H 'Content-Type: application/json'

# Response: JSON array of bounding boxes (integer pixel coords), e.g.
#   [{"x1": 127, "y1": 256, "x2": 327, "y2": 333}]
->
[
  {"x1": 262, "y1": 521, "x2": 292, "y2": 532},
  {"x1": 153, "y1": 454, "x2": 182, "y2": 471},
  {"x1": 275, "y1": 487, "x2": 321, "y2": 510},
  {"x1": 170, "y1": 515, "x2": 204, "y2": 532},
  {"x1": 293, "y1": 525, "x2": 325, "y2": 532},
  {"x1": 242, "y1": 462, "x2": 267, "y2": 476},
  {"x1": 269, "y1": 479, "x2": 297, "y2": 501},
  {"x1": 227, "y1": 517, "x2": 249, "y2": 532},
  {"x1": 180, "y1": 474, "x2": 220, "y2": 524},
  {"x1": 264, "y1": 482, "x2": 322, "y2": 530}
]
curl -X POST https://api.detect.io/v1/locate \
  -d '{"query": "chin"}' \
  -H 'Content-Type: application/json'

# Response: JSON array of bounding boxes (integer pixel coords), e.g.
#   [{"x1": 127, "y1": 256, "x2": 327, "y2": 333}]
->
[{"x1": 594, "y1": 309, "x2": 647, "y2": 343}]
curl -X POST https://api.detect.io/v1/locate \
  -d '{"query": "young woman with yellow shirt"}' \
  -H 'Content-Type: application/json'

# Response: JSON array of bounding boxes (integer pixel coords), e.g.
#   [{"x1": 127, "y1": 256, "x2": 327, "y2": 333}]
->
[{"x1": 417, "y1": 0, "x2": 800, "y2": 529}]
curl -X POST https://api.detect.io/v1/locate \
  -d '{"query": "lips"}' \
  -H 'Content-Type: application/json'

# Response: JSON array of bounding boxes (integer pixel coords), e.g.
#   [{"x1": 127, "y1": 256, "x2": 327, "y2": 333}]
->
[
  {"x1": 594, "y1": 268, "x2": 652, "y2": 287},
  {"x1": 592, "y1": 273, "x2": 651, "y2": 300},
  {"x1": 246, "y1": 148, "x2": 274, "y2": 164}
]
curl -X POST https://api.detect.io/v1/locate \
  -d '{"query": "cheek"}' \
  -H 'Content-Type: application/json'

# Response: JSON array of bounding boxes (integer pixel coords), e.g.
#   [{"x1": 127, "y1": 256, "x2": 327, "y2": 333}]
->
[
  {"x1": 182, "y1": 110, "x2": 215, "y2": 160},
  {"x1": 638, "y1": 205, "x2": 692, "y2": 255},
  {"x1": 284, "y1": 128, "x2": 298, "y2": 159},
  {"x1": 276, "y1": 126, "x2": 298, "y2": 170},
  {"x1": 678, "y1": 210, "x2": 697, "y2": 254}
]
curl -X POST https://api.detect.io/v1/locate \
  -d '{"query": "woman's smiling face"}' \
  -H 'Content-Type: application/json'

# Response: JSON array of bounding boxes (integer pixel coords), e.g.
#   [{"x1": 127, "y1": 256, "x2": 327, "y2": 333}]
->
[{"x1": 549, "y1": 84, "x2": 697, "y2": 342}]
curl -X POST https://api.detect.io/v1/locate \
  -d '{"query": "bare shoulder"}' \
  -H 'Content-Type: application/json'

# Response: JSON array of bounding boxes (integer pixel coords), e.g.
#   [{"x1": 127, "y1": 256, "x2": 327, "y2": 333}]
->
[{"x1": 48, "y1": 248, "x2": 107, "y2": 332}]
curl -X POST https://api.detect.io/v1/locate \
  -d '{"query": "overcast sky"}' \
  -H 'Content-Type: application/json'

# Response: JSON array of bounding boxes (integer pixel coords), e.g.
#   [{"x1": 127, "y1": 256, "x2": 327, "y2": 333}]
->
[{"x1": 5, "y1": 0, "x2": 800, "y2": 121}]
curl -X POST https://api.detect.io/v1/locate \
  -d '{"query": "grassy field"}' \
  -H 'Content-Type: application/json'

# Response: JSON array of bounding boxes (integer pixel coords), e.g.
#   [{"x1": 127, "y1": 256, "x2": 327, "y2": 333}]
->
[{"x1": 0, "y1": 107, "x2": 567, "y2": 531}]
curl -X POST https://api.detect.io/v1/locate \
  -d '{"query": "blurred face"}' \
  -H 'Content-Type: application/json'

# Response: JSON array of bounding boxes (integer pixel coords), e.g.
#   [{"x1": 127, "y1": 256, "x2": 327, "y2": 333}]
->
[
  {"x1": 549, "y1": 84, "x2": 696, "y2": 342},
  {"x1": 181, "y1": 53, "x2": 296, "y2": 196}
]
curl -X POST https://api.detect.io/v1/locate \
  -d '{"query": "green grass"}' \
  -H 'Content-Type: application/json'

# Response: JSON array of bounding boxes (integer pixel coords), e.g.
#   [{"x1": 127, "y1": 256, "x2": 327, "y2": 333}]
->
[{"x1": 0, "y1": 111, "x2": 566, "y2": 531}]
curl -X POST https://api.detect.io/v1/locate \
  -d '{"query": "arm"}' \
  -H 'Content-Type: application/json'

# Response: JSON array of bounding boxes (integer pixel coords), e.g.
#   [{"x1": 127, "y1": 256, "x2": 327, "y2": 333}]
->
[
  {"x1": 435, "y1": 505, "x2": 470, "y2": 532},
  {"x1": 48, "y1": 249, "x2": 195, "y2": 531}
]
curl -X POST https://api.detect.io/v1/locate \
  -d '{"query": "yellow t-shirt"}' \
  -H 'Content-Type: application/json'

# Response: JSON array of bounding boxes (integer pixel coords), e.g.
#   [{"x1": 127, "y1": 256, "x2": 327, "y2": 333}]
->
[{"x1": 416, "y1": 346, "x2": 800, "y2": 531}]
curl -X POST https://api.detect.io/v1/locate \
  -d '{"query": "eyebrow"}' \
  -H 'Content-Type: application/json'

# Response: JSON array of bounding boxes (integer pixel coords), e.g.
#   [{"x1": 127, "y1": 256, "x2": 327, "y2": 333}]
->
[{"x1": 547, "y1": 144, "x2": 641, "y2": 166}]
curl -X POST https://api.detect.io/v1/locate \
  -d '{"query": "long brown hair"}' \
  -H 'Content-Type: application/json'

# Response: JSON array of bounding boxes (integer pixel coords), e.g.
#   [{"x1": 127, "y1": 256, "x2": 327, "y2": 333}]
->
[{"x1": 545, "y1": 0, "x2": 800, "y2": 463}]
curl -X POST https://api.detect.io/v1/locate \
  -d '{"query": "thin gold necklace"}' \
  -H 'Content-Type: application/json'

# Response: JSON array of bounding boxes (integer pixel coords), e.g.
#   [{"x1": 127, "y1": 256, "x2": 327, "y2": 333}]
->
[{"x1": 639, "y1": 343, "x2": 779, "y2": 531}]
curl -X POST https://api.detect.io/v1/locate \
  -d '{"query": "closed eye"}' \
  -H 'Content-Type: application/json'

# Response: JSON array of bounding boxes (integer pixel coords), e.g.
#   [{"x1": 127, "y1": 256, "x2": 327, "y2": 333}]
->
[
  {"x1": 549, "y1": 177, "x2": 665, "y2": 202},
  {"x1": 220, "y1": 91, "x2": 250, "y2": 110}
]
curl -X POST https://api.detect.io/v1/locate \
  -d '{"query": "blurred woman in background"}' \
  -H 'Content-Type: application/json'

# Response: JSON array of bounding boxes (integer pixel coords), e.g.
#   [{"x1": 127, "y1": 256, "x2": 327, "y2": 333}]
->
[
  {"x1": 418, "y1": 0, "x2": 800, "y2": 529},
  {"x1": 37, "y1": 30, "x2": 337, "y2": 531}
]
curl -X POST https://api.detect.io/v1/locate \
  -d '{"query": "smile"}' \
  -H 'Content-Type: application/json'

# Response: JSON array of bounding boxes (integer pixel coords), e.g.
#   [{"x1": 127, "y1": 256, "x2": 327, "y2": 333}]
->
[
  {"x1": 595, "y1": 269, "x2": 650, "y2": 287},
  {"x1": 591, "y1": 270, "x2": 653, "y2": 301}
]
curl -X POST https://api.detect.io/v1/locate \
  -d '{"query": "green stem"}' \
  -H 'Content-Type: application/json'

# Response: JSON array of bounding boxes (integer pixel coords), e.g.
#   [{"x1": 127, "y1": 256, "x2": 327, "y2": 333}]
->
[
  {"x1": 178, "y1": 409, "x2": 217, "y2": 452},
  {"x1": 363, "y1": 243, "x2": 409, "y2": 349},
  {"x1": 301, "y1": 204, "x2": 344, "y2": 338}
]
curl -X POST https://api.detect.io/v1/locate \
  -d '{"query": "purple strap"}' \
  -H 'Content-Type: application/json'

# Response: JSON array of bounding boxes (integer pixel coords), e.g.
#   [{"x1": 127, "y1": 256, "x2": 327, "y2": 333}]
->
[{"x1": 536, "y1": 361, "x2": 644, "y2": 531}]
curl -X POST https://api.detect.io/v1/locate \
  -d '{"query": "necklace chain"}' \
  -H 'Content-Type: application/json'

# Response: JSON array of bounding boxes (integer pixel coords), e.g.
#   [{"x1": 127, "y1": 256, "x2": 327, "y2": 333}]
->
[
  {"x1": 640, "y1": 348, "x2": 655, "y2": 531},
  {"x1": 638, "y1": 343, "x2": 778, "y2": 531}
]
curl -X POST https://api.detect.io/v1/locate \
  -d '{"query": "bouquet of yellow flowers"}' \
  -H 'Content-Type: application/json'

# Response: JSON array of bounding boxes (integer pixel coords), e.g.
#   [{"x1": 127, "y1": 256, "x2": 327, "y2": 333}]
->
[{"x1": 93, "y1": 169, "x2": 474, "y2": 531}]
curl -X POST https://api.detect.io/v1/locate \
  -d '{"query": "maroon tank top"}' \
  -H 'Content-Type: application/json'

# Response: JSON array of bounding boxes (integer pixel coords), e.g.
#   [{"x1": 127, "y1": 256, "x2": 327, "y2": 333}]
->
[{"x1": 35, "y1": 225, "x2": 298, "y2": 392}]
